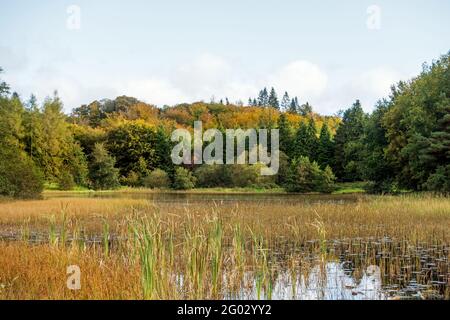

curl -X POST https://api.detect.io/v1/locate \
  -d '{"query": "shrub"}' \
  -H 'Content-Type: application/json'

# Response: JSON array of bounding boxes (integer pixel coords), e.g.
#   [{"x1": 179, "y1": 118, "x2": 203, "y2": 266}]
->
[
  {"x1": 364, "y1": 180, "x2": 399, "y2": 194},
  {"x1": 57, "y1": 171, "x2": 75, "y2": 190},
  {"x1": 143, "y1": 169, "x2": 171, "y2": 189},
  {"x1": 173, "y1": 167, "x2": 196, "y2": 190},
  {"x1": 194, "y1": 165, "x2": 231, "y2": 188},
  {"x1": 316, "y1": 165, "x2": 336, "y2": 193},
  {"x1": 121, "y1": 170, "x2": 141, "y2": 187},
  {"x1": 424, "y1": 165, "x2": 450, "y2": 192},
  {"x1": 285, "y1": 157, "x2": 336, "y2": 193},
  {"x1": 0, "y1": 149, "x2": 43, "y2": 198}
]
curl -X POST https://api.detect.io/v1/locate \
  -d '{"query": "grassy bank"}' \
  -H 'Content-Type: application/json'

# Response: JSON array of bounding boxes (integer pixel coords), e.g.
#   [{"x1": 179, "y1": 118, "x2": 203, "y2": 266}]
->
[{"x1": 42, "y1": 181, "x2": 368, "y2": 196}]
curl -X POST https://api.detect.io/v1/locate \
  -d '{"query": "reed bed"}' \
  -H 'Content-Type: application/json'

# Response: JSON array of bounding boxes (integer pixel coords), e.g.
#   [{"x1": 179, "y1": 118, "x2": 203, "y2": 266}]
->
[{"x1": 0, "y1": 194, "x2": 448, "y2": 300}]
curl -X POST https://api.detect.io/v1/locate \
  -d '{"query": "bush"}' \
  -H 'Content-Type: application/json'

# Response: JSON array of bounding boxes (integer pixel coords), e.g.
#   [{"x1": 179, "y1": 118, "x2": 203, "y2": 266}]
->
[
  {"x1": 194, "y1": 164, "x2": 277, "y2": 189},
  {"x1": 364, "y1": 180, "x2": 399, "y2": 194},
  {"x1": 143, "y1": 169, "x2": 171, "y2": 189},
  {"x1": 424, "y1": 165, "x2": 450, "y2": 192},
  {"x1": 173, "y1": 167, "x2": 196, "y2": 190},
  {"x1": 57, "y1": 171, "x2": 75, "y2": 190},
  {"x1": 285, "y1": 157, "x2": 336, "y2": 193},
  {"x1": 0, "y1": 149, "x2": 43, "y2": 198},
  {"x1": 121, "y1": 170, "x2": 141, "y2": 187},
  {"x1": 194, "y1": 165, "x2": 231, "y2": 188},
  {"x1": 88, "y1": 143, "x2": 120, "y2": 190},
  {"x1": 316, "y1": 165, "x2": 336, "y2": 193}
]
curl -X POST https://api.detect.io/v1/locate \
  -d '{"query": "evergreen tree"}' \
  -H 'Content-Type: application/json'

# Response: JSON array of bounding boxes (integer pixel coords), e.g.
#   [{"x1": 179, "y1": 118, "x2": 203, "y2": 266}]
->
[
  {"x1": 0, "y1": 84, "x2": 43, "y2": 198},
  {"x1": 421, "y1": 103, "x2": 450, "y2": 191},
  {"x1": 299, "y1": 102, "x2": 313, "y2": 116},
  {"x1": 268, "y1": 87, "x2": 279, "y2": 109},
  {"x1": 317, "y1": 123, "x2": 335, "y2": 169},
  {"x1": 26, "y1": 93, "x2": 88, "y2": 185},
  {"x1": 0, "y1": 67, "x2": 10, "y2": 97},
  {"x1": 278, "y1": 113, "x2": 293, "y2": 158},
  {"x1": 280, "y1": 92, "x2": 290, "y2": 111},
  {"x1": 288, "y1": 98, "x2": 298, "y2": 114},
  {"x1": 306, "y1": 117, "x2": 319, "y2": 161},
  {"x1": 360, "y1": 100, "x2": 396, "y2": 193},
  {"x1": 258, "y1": 88, "x2": 269, "y2": 107},
  {"x1": 88, "y1": 143, "x2": 120, "y2": 190},
  {"x1": 333, "y1": 100, "x2": 367, "y2": 181}
]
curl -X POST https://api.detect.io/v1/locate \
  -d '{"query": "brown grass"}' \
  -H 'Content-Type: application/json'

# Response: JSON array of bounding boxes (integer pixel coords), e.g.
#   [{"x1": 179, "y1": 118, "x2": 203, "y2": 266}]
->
[{"x1": 0, "y1": 194, "x2": 448, "y2": 300}]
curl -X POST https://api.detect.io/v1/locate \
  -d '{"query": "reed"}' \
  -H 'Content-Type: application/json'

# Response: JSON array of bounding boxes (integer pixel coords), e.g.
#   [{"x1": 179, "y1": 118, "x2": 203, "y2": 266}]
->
[{"x1": 0, "y1": 194, "x2": 448, "y2": 300}]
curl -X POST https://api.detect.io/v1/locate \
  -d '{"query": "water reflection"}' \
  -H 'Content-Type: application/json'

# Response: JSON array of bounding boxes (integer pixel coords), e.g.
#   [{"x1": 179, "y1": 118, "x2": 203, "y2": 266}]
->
[{"x1": 45, "y1": 191, "x2": 362, "y2": 205}]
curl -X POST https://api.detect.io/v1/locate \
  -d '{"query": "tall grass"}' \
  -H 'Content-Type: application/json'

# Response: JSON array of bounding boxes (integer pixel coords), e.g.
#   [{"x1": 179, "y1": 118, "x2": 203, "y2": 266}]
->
[{"x1": 0, "y1": 194, "x2": 448, "y2": 300}]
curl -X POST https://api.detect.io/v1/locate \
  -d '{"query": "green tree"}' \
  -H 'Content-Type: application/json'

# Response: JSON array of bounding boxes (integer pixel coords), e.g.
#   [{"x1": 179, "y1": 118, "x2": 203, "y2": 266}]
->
[
  {"x1": 88, "y1": 143, "x2": 120, "y2": 190},
  {"x1": 24, "y1": 93, "x2": 88, "y2": 186},
  {"x1": 268, "y1": 87, "x2": 279, "y2": 109},
  {"x1": 0, "y1": 67, "x2": 10, "y2": 97},
  {"x1": 333, "y1": 100, "x2": 367, "y2": 181},
  {"x1": 280, "y1": 92, "x2": 290, "y2": 111},
  {"x1": 258, "y1": 88, "x2": 269, "y2": 107},
  {"x1": 107, "y1": 121, "x2": 158, "y2": 178},
  {"x1": 278, "y1": 113, "x2": 293, "y2": 159},
  {"x1": 317, "y1": 123, "x2": 335, "y2": 169},
  {"x1": 383, "y1": 52, "x2": 450, "y2": 190},
  {"x1": 288, "y1": 98, "x2": 298, "y2": 114},
  {"x1": 0, "y1": 148, "x2": 44, "y2": 198},
  {"x1": 294, "y1": 118, "x2": 318, "y2": 160},
  {"x1": 298, "y1": 102, "x2": 313, "y2": 116},
  {"x1": 360, "y1": 100, "x2": 396, "y2": 193},
  {"x1": 0, "y1": 87, "x2": 43, "y2": 198}
]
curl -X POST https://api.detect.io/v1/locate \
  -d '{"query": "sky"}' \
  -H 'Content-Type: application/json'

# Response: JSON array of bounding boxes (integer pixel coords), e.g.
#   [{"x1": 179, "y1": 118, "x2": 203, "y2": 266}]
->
[{"x1": 0, "y1": 0, "x2": 449, "y2": 114}]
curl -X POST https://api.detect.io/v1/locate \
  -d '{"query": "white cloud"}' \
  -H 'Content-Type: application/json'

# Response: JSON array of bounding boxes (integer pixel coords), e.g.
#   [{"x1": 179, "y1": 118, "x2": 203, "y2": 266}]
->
[
  {"x1": 268, "y1": 60, "x2": 328, "y2": 99},
  {"x1": 355, "y1": 68, "x2": 400, "y2": 97},
  {"x1": 2, "y1": 49, "x2": 408, "y2": 115}
]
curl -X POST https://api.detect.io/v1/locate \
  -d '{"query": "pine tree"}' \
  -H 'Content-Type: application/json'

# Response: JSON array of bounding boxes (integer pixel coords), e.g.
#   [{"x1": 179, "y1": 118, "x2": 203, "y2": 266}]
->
[
  {"x1": 289, "y1": 98, "x2": 298, "y2": 114},
  {"x1": 280, "y1": 92, "x2": 290, "y2": 111},
  {"x1": 278, "y1": 113, "x2": 293, "y2": 158},
  {"x1": 317, "y1": 123, "x2": 335, "y2": 169},
  {"x1": 294, "y1": 118, "x2": 318, "y2": 160},
  {"x1": 306, "y1": 117, "x2": 319, "y2": 161},
  {"x1": 334, "y1": 100, "x2": 367, "y2": 181},
  {"x1": 0, "y1": 67, "x2": 10, "y2": 97},
  {"x1": 299, "y1": 102, "x2": 313, "y2": 116},
  {"x1": 421, "y1": 103, "x2": 450, "y2": 191},
  {"x1": 258, "y1": 88, "x2": 269, "y2": 107},
  {"x1": 88, "y1": 143, "x2": 120, "y2": 190},
  {"x1": 268, "y1": 87, "x2": 279, "y2": 109}
]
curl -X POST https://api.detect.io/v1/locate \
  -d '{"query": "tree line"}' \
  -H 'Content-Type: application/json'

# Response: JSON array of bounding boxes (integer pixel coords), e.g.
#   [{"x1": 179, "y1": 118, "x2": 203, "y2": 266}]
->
[{"x1": 0, "y1": 52, "x2": 448, "y2": 198}]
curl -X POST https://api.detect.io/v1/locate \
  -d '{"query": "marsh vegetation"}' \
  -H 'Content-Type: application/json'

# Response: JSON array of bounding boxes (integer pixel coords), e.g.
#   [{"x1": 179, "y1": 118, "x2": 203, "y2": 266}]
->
[{"x1": 0, "y1": 193, "x2": 448, "y2": 300}]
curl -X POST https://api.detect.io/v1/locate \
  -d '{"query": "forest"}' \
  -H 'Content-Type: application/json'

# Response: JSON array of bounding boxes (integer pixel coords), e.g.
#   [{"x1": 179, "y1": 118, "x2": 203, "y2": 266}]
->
[{"x1": 0, "y1": 52, "x2": 449, "y2": 198}]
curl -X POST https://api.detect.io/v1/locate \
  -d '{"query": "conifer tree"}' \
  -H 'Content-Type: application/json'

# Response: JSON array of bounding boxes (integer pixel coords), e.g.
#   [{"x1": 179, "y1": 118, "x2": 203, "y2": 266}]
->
[
  {"x1": 317, "y1": 123, "x2": 335, "y2": 169},
  {"x1": 280, "y1": 92, "x2": 290, "y2": 111},
  {"x1": 268, "y1": 87, "x2": 279, "y2": 109}
]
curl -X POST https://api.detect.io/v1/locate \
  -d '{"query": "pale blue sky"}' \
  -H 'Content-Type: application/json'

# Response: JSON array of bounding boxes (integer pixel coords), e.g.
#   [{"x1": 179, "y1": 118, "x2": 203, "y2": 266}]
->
[{"x1": 1, "y1": 0, "x2": 449, "y2": 114}]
